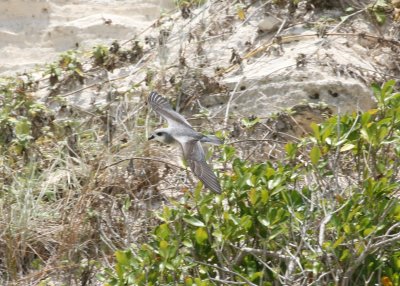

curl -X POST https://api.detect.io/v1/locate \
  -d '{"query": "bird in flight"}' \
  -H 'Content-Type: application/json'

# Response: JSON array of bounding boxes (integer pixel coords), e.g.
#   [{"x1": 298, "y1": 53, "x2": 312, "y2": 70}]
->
[{"x1": 147, "y1": 91, "x2": 222, "y2": 193}]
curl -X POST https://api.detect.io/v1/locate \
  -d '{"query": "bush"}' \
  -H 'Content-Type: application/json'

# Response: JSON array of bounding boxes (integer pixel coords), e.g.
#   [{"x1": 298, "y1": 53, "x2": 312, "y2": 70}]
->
[{"x1": 99, "y1": 81, "x2": 400, "y2": 286}]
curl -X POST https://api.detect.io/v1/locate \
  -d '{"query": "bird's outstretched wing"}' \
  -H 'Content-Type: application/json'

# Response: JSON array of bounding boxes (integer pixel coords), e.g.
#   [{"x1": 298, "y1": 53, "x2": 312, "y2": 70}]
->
[
  {"x1": 148, "y1": 91, "x2": 192, "y2": 129},
  {"x1": 182, "y1": 140, "x2": 221, "y2": 193}
]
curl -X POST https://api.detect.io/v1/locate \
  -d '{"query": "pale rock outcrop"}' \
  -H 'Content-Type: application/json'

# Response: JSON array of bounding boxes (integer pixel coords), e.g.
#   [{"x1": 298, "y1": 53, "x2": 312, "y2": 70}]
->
[{"x1": 2, "y1": 1, "x2": 400, "y2": 119}]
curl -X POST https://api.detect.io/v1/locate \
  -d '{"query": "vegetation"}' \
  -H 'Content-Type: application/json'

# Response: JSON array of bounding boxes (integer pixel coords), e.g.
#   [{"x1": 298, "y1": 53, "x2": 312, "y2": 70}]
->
[
  {"x1": 0, "y1": 71, "x2": 140, "y2": 286},
  {"x1": 98, "y1": 80, "x2": 400, "y2": 286},
  {"x1": 1, "y1": 1, "x2": 400, "y2": 285},
  {"x1": 44, "y1": 50, "x2": 85, "y2": 86},
  {"x1": 174, "y1": 0, "x2": 206, "y2": 8},
  {"x1": 1, "y1": 55, "x2": 399, "y2": 286}
]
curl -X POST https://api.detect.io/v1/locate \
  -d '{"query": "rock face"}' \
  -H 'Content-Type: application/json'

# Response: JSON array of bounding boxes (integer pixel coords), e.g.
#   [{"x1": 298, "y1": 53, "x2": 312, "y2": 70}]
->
[
  {"x1": 2, "y1": 0, "x2": 400, "y2": 118},
  {"x1": 148, "y1": 1, "x2": 399, "y2": 116},
  {"x1": 221, "y1": 36, "x2": 377, "y2": 115},
  {"x1": 0, "y1": 0, "x2": 174, "y2": 75}
]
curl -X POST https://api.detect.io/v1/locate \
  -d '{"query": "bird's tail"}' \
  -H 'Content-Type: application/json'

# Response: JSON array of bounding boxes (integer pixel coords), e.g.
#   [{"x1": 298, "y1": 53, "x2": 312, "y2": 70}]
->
[{"x1": 200, "y1": 135, "x2": 223, "y2": 145}]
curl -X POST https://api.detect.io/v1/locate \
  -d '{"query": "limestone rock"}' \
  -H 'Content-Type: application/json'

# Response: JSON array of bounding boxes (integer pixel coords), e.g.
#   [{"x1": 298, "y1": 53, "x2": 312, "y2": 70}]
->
[{"x1": 257, "y1": 16, "x2": 281, "y2": 33}]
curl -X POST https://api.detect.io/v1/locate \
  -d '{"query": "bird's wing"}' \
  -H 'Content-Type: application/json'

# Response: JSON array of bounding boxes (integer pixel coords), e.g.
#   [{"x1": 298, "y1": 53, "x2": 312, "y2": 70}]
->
[
  {"x1": 148, "y1": 91, "x2": 192, "y2": 129},
  {"x1": 182, "y1": 140, "x2": 221, "y2": 193}
]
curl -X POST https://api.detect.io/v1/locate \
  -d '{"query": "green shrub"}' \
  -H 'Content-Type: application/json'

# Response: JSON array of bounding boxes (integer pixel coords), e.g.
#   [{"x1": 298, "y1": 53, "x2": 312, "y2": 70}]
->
[
  {"x1": 0, "y1": 77, "x2": 51, "y2": 155},
  {"x1": 44, "y1": 50, "x2": 84, "y2": 85},
  {"x1": 98, "y1": 80, "x2": 400, "y2": 286}
]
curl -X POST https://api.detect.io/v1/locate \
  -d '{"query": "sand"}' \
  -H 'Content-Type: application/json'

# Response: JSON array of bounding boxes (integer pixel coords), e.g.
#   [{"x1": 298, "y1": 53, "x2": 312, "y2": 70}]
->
[{"x1": 0, "y1": 0, "x2": 175, "y2": 75}]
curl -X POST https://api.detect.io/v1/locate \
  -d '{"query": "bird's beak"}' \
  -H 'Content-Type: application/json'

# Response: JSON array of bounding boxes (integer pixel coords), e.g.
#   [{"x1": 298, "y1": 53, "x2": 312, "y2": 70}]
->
[{"x1": 148, "y1": 134, "x2": 155, "y2": 140}]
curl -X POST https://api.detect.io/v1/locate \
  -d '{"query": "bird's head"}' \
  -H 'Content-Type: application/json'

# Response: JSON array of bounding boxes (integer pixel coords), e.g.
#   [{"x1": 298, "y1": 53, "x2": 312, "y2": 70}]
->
[{"x1": 148, "y1": 129, "x2": 175, "y2": 144}]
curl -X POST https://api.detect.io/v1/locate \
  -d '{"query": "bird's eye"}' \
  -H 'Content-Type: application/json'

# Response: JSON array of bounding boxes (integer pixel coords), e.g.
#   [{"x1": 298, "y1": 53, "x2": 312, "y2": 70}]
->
[{"x1": 156, "y1": 132, "x2": 163, "y2": 136}]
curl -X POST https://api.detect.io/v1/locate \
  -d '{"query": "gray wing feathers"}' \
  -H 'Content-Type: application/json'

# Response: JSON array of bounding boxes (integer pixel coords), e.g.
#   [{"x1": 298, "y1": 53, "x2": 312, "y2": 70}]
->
[
  {"x1": 148, "y1": 91, "x2": 221, "y2": 193},
  {"x1": 148, "y1": 91, "x2": 192, "y2": 128},
  {"x1": 200, "y1": 135, "x2": 222, "y2": 145},
  {"x1": 184, "y1": 141, "x2": 221, "y2": 194}
]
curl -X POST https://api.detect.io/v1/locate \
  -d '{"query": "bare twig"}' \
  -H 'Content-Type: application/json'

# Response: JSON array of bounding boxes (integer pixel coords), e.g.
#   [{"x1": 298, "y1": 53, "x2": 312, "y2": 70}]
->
[
  {"x1": 224, "y1": 77, "x2": 244, "y2": 128},
  {"x1": 231, "y1": 245, "x2": 290, "y2": 260},
  {"x1": 208, "y1": 277, "x2": 248, "y2": 285},
  {"x1": 329, "y1": 8, "x2": 368, "y2": 33},
  {"x1": 228, "y1": 138, "x2": 285, "y2": 145},
  {"x1": 192, "y1": 260, "x2": 258, "y2": 286},
  {"x1": 101, "y1": 156, "x2": 185, "y2": 171}
]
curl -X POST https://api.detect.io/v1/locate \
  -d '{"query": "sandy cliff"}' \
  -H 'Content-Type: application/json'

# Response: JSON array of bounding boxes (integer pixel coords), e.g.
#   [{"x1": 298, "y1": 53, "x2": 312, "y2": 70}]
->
[{"x1": 0, "y1": 0, "x2": 174, "y2": 75}]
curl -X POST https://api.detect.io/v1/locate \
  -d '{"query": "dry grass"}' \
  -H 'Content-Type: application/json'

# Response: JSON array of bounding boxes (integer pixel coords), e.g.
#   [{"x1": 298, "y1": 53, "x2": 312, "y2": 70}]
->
[{"x1": 0, "y1": 74, "x2": 170, "y2": 285}]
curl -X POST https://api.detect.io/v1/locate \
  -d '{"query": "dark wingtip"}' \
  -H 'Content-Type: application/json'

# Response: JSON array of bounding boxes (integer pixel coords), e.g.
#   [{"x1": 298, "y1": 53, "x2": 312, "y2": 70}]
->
[
  {"x1": 211, "y1": 186, "x2": 222, "y2": 194},
  {"x1": 148, "y1": 91, "x2": 158, "y2": 102},
  {"x1": 205, "y1": 179, "x2": 222, "y2": 194}
]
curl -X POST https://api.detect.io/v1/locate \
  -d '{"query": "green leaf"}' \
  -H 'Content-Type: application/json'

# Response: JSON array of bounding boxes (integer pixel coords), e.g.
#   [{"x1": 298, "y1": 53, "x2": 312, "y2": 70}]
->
[
  {"x1": 360, "y1": 128, "x2": 370, "y2": 143},
  {"x1": 340, "y1": 143, "x2": 355, "y2": 152},
  {"x1": 257, "y1": 216, "x2": 270, "y2": 227},
  {"x1": 185, "y1": 277, "x2": 194, "y2": 286},
  {"x1": 240, "y1": 215, "x2": 253, "y2": 230},
  {"x1": 159, "y1": 240, "x2": 169, "y2": 258},
  {"x1": 183, "y1": 216, "x2": 205, "y2": 227},
  {"x1": 310, "y1": 122, "x2": 320, "y2": 140},
  {"x1": 115, "y1": 250, "x2": 130, "y2": 266},
  {"x1": 268, "y1": 177, "x2": 282, "y2": 190},
  {"x1": 322, "y1": 241, "x2": 332, "y2": 250},
  {"x1": 333, "y1": 236, "x2": 345, "y2": 248},
  {"x1": 241, "y1": 117, "x2": 260, "y2": 128},
  {"x1": 310, "y1": 146, "x2": 321, "y2": 165},
  {"x1": 222, "y1": 145, "x2": 236, "y2": 161},
  {"x1": 246, "y1": 175, "x2": 255, "y2": 187},
  {"x1": 285, "y1": 142, "x2": 297, "y2": 159},
  {"x1": 162, "y1": 206, "x2": 172, "y2": 221},
  {"x1": 340, "y1": 15, "x2": 351, "y2": 21},
  {"x1": 250, "y1": 271, "x2": 263, "y2": 281},
  {"x1": 340, "y1": 249, "x2": 350, "y2": 261},
  {"x1": 199, "y1": 205, "x2": 212, "y2": 224},
  {"x1": 115, "y1": 262, "x2": 123, "y2": 281},
  {"x1": 394, "y1": 256, "x2": 400, "y2": 270},
  {"x1": 155, "y1": 223, "x2": 171, "y2": 240},
  {"x1": 321, "y1": 124, "x2": 333, "y2": 142},
  {"x1": 261, "y1": 188, "x2": 269, "y2": 204},
  {"x1": 371, "y1": 83, "x2": 381, "y2": 96},
  {"x1": 265, "y1": 167, "x2": 275, "y2": 178},
  {"x1": 160, "y1": 240, "x2": 169, "y2": 249},
  {"x1": 382, "y1": 79, "x2": 395, "y2": 97},
  {"x1": 194, "y1": 181, "x2": 202, "y2": 201},
  {"x1": 378, "y1": 126, "x2": 388, "y2": 142},
  {"x1": 374, "y1": 10, "x2": 386, "y2": 25},
  {"x1": 343, "y1": 224, "x2": 351, "y2": 234},
  {"x1": 249, "y1": 188, "x2": 257, "y2": 205},
  {"x1": 363, "y1": 227, "x2": 375, "y2": 236},
  {"x1": 194, "y1": 278, "x2": 208, "y2": 286},
  {"x1": 361, "y1": 112, "x2": 372, "y2": 126},
  {"x1": 182, "y1": 240, "x2": 193, "y2": 248},
  {"x1": 195, "y1": 228, "x2": 208, "y2": 244}
]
